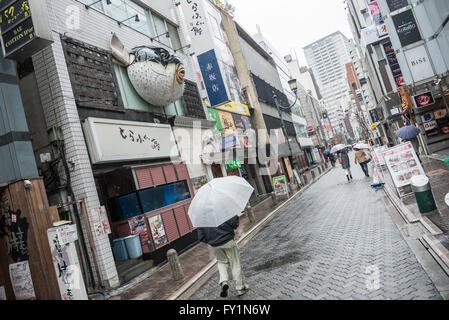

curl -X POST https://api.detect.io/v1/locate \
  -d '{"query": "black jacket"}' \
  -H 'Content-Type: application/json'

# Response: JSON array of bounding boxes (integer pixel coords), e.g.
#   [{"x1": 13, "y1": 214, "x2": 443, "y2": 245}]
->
[{"x1": 197, "y1": 216, "x2": 239, "y2": 247}]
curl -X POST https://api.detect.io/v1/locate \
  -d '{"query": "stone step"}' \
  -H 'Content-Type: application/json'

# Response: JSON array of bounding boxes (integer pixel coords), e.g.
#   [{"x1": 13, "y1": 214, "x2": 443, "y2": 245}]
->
[{"x1": 118, "y1": 260, "x2": 154, "y2": 285}]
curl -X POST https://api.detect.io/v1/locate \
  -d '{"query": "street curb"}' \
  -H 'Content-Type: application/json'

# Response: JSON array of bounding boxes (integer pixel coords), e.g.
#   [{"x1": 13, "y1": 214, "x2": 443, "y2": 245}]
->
[
  {"x1": 168, "y1": 167, "x2": 332, "y2": 300},
  {"x1": 383, "y1": 180, "x2": 449, "y2": 275}
]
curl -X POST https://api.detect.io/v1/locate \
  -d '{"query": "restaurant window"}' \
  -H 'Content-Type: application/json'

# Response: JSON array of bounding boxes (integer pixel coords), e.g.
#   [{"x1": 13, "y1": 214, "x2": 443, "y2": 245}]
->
[
  {"x1": 108, "y1": 180, "x2": 192, "y2": 222},
  {"x1": 151, "y1": 13, "x2": 172, "y2": 47}
]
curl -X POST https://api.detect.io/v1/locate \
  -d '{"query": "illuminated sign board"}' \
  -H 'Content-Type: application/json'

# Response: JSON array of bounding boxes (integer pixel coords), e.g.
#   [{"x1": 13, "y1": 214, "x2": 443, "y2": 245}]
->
[{"x1": 0, "y1": 0, "x2": 53, "y2": 60}]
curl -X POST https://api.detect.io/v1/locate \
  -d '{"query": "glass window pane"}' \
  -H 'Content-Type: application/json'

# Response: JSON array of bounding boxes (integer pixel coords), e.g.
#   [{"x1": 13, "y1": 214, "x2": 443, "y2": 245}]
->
[
  {"x1": 108, "y1": 193, "x2": 142, "y2": 222},
  {"x1": 167, "y1": 23, "x2": 181, "y2": 51},
  {"x1": 81, "y1": 0, "x2": 103, "y2": 10},
  {"x1": 153, "y1": 14, "x2": 171, "y2": 47},
  {"x1": 106, "y1": 0, "x2": 128, "y2": 22},
  {"x1": 126, "y1": 2, "x2": 155, "y2": 37},
  {"x1": 139, "y1": 181, "x2": 191, "y2": 213}
]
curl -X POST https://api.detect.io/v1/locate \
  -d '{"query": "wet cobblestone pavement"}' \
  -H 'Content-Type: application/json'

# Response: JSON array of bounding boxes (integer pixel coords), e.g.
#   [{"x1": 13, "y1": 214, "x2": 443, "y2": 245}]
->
[{"x1": 190, "y1": 157, "x2": 442, "y2": 300}]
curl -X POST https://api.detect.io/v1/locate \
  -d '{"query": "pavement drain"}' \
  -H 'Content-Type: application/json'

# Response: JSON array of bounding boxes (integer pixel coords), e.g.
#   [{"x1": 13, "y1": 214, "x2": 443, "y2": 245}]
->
[{"x1": 251, "y1": 251, "x2": 302, "y2": 272}]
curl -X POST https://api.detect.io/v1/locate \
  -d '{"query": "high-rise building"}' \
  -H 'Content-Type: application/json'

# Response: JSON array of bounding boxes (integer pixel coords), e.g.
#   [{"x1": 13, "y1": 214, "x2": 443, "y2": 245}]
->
[{"x1": 303, "y1": 32, "x2": 356, "y2": 132}]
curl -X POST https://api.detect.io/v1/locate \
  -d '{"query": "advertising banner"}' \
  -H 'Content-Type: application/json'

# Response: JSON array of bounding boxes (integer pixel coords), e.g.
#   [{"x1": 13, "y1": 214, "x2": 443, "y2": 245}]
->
[
  {"x1": 197, "y1": 49, "x2": 229, "y2": 107},
  {"x1": 207, "y1": 107, "x2": 223, "y2": 132},
  {"x1": 148, "y1": 215, "x2": 168, "y2": 249},
  {"x1": 128, "y1": 215, "x2": 150, "y2": 251},
  {"x1": 392, "y1": 9, "x2": 422, "y2": 47},
  {"x1": 273, "y1": 176, "x2": 288, "y2": 197},
  {"x1": 382, "y1": 143, "x2": 425, "y2": 189},
  {"x1": 215, "y1": 101, "x2": 251, "y2": 116}
]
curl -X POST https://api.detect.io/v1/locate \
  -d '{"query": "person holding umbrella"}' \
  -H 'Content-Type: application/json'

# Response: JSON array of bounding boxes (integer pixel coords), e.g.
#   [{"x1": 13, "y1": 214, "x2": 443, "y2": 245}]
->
[
  {"x1": 353, "y1": 143, "x2": 371, "y2": 177},
  {"x1": 188, "y1": 176, "x2": 253, "y2": 298},
  {"x1": 331, "y1": 144, "x2": 352, "y2": 182},
  {"x1": 396, "y1": 125, "x2": 422, "y2": 163}
]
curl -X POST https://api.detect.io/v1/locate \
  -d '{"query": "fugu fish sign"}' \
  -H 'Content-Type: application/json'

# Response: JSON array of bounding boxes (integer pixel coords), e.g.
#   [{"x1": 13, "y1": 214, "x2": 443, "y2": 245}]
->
[{"x1": 110, "y1": 33, "x2": 185, "y2": 107}]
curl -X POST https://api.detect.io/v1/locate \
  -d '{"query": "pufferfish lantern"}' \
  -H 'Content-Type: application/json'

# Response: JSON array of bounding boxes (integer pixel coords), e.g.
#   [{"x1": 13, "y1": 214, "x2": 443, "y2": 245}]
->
[{"x1": 110, "y1": 33, "x2": 185, "y2": 107}]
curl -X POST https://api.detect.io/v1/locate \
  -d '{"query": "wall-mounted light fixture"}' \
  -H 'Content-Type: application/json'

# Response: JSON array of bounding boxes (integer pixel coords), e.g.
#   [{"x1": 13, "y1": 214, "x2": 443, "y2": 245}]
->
[
  {"x1": 174, "y1": 44, "x2": 191, "y2": 53},
  {"x1": 85, "y1": 0, "x2": 110, "y2": 10},
  {"x1": 150, "y1": 31, "x2": 170, "y2": 42},
  {"x1": 118, "y1": 14, "x2": 139, "y2": 26}
]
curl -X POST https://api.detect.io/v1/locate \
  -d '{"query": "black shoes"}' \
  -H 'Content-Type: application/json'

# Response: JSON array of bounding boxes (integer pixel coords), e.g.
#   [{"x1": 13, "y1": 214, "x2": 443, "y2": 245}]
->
[{"x1": 220, "y1": 284, "x2": 229, "y2": 298}]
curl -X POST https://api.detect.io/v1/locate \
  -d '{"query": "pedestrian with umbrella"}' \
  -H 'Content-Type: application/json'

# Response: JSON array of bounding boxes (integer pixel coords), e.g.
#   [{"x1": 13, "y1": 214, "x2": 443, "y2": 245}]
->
[
  {"x1": 396, "y1": 125, "x2": 422, "y2": 163},
  {"x1": 353, "y1": 143, "x2": 371, "y2": 177},
  {"x1": 331, "y1": 144, "x2": 353, "y2": 182},
  {"x1": 188, "y1": 176, "x2": 253, "y2": 298}
]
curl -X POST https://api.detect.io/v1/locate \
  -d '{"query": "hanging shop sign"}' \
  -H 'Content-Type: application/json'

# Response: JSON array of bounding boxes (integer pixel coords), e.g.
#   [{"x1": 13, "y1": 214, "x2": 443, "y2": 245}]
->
[
  {"x1": 47, "y1": 226, "x2": 88, "y2": 300},
  {"x1": 405, "y1": 45, "x2": 435, "y2": 83},
  {"x1": 434, "y1": 109, "x2": 447, "y2": 120},
  {"x1": 421, "y1": 112, "x2": 434, "y2": 122},
  {"x1": 306, "y1": 126, "x2": 315, "y2": 133},
  {"x1": 392, "y1": 9, "x2": 422, "y2": 48},
  {"x1": 273, "y1": 175, "x2": 288, "y2": 197},
  {"x1": 82, "y1": 118, "x2": 179, "y2": 165},
  {"x1": 0, "y1": 0, "x2": 53, "y2": 60},
  {"x1": 386, "y1": 0, "x2": 409, "y2": 12},
  {"x1": 368, "y1": 2, "x2": 388, "y2": 37},
  {"x1": 383, "y1": 41, "x2": 405, "y2": 87},
  {"x1": 197, "y1": 49, "x2": 229, "y2": 107},
  {"x1": 382, "y1": 142, "x2": 426, "y2": 189},
  {"x1": 414, "y1": 91, "x2": 435, "y2": 108},
  {"x1": 215, "y1": 101, "x2": 250, "y2": 116}
]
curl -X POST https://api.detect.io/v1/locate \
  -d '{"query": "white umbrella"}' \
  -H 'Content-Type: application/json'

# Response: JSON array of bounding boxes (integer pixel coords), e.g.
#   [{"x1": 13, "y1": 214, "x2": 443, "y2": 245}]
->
[
  {"x1": 188, "y1": 176, "x2": 254, "y2": 228},
  {"x1": 330, "y1": 144, "x2": 347, "y2": 154},
  {"x1": 353, "y1": 143, "x2": 371, "y2": 150}
]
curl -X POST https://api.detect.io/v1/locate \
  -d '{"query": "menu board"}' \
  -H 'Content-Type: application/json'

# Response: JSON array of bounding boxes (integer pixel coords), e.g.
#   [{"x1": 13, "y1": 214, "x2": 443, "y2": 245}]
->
[{"x1": 382, "y1": 143, "x2": 425, "y2": 188}]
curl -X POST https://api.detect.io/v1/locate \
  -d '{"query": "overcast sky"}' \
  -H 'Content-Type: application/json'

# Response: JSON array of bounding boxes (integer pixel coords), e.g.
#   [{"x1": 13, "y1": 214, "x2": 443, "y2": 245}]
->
[{"x1": 227, "y1": 0, "x2": 353, "y2": 67}]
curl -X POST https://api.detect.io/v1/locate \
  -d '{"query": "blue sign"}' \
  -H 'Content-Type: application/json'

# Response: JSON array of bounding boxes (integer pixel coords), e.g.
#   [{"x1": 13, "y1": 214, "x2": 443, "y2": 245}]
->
[
  {"x1": 197, "y1": 49, "x2": 228, "y2": 107},
  {"x1": 222, "y1": 134, "x2": 238, "y2": 150}
]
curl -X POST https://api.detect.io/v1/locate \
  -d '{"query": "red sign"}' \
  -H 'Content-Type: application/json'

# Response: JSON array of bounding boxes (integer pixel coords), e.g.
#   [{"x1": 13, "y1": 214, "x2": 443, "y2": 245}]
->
[
  {"x1": 306, "y1": 126, "x2": 315, "y2": 132},
  {"x1": 413, "y1": 92, "x2": 435, "y2": 108}
]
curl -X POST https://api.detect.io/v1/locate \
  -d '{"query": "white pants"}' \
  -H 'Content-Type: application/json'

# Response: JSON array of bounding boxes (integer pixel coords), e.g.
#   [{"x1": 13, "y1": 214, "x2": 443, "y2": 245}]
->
[{"x1": 212, "y1": 239, "x2": 246, "y2": 291}]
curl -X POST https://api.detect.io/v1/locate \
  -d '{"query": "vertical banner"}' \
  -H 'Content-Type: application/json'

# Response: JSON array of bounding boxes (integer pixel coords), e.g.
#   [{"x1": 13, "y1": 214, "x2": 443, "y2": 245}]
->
[
  {"x1": 392, "y1": 9, "x2": 422, "y2": 47},
  {"x1": 47, "y1": 226, "x2": 88, "y2": 300},
  {"x1": 128, "y1": 216, "x2": 150, "y2": 253},
  {"x1": 383, "y1": 41, "x2": 405, "y2": 88},
  {"x1": 197, "y1": 49, "x2": 229, "y2": 106}
]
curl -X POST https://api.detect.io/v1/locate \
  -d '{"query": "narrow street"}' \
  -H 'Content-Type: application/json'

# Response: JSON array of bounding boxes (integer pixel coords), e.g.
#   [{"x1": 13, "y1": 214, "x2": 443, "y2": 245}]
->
[{"x1": 190, "y1": 153, "x2": 443, "y2": 300}]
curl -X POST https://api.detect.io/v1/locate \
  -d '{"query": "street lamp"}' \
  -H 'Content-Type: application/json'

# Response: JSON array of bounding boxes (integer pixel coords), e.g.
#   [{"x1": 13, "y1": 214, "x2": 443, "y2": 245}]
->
[{"x1": 272, "y1": 79, "x2": 301, "y2": 185}]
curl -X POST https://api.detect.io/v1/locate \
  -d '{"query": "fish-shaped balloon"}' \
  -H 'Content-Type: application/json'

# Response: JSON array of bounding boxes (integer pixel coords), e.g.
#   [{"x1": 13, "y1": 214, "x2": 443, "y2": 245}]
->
[{"x1": 110, "y1": 33, "x2": 185, "y2": 107}]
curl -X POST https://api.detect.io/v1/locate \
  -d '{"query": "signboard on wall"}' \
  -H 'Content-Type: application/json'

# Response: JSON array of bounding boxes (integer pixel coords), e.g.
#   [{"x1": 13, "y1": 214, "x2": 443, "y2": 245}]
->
[
  {"x1": 392, "y1": 9, "x2": 422, "y2": 47},
  {"x1": 82, "y1": 118, "x2": 180, "y2": 165},
  {"x1": 0, "y1": 0, "x2": 53, "y2": 60},
  {"x1": 9, "y1": 261, "x2": 35, "y2": 300},
  {"x1": 148, "y1": 215, "x2": 168, "y2": 249},
  {"x1": 197, "y1": 49, "x2": 229, "y2": 107},
  {"x1": 386, "y1": 0, "x2": 409, "y2": 12},
  {"x1": 414, "y1": 91, "x2": 435, "y2": 108},
  {"x1": 404, "y1": 45, "x2": 435, "y2": 83},
  {"x1": 215, "y1": 101, "x2": 250, "y2": 116}
]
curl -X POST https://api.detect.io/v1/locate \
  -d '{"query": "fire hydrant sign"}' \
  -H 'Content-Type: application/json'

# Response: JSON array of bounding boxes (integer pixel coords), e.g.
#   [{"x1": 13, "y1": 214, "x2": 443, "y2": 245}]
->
[{"x1": 382, "y1": 142, "x2": 425, "y2": 189}]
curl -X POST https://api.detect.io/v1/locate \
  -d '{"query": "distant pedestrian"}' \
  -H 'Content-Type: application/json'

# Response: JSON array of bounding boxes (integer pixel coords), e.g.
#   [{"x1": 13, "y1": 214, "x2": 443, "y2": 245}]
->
[
  {"x1": 198, "y1": 216, "x2": 249, "y2": 298},
  {"x1": 329, "y1": 153, "x2": 336, "y2": 168},
  {"x1": 339, "y1": 149, "x2": 353, "y2": 182},
  {"x1": 354, "y1": 148, "x2": 370, "y2": 177}
]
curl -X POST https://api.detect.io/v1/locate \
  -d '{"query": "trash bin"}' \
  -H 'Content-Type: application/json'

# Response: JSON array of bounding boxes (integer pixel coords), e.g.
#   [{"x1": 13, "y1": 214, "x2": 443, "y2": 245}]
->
[
  {"x1": 124, "y1": 235, "x2": 143, "y2": 259},
  {"x1": 410, "y1": 175, "x2": 437, "y2": 214},
  {"x1": 113, "y1": 238, "x2": 129, "y2": 261}
]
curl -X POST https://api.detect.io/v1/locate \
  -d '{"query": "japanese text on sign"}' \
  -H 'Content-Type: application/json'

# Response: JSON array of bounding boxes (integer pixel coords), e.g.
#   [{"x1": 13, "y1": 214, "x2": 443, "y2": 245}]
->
[
  {"x1": 119, "y1": 127, "x2": 161, "y2": 151},
  {"x1": 183, "y1": 0, "x2": 206, "y2": 37}
]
